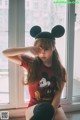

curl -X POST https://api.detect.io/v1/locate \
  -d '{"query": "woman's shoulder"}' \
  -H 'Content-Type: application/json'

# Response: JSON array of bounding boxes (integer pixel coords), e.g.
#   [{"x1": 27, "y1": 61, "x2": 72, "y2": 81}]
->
[
  {"x1": 21, "y1": 54, "x2": 34, "y2": 63},
  {"x1": 20, "y1": 54, "x2": 34, "y2": 68}
]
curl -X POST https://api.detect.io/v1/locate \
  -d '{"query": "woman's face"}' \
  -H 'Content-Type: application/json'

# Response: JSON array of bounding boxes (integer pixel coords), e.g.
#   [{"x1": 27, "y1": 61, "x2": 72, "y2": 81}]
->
[
  {"x1": 38, "y1": 47, "x2": 54, "y2": 62},
  {"x1": 35, "y1": 40, "x2": 55, "y2": 63}
]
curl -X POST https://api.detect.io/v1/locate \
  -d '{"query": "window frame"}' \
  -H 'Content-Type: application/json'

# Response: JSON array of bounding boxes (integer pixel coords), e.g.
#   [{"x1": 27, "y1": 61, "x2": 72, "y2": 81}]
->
[{"x1": 0, "y1": 0, "x2": 25, "y2": 109}]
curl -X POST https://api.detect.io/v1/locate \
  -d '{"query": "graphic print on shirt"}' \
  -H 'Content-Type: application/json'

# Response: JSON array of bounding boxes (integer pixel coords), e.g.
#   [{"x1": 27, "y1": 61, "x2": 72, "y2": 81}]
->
[{"x1": 34, "y1": 72, "x2": 58, "y2": 101}]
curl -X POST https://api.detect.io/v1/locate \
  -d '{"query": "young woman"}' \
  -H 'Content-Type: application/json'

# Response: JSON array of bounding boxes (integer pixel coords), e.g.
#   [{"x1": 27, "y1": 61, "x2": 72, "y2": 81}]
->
[{"x1": 2, "y1": 25, "x2": 68, "y2": 120}]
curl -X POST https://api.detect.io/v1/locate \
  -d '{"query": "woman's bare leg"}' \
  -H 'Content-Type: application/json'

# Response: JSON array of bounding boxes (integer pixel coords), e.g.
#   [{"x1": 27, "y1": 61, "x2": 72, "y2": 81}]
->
[
  {"x1": 25, "y1": 105, "x2": 67, "y2": 120},
  {"x1": 54, "y1": 107, "x2": 68, "y2": 120},
  {"x1": 25, "y1": 105, "x2": 36, "y2": 120}
]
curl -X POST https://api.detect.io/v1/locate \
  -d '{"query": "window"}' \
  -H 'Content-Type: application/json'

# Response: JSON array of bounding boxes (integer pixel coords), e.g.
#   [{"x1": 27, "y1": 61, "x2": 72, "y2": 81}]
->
[
  {"x1": 25, "y1": 1, "x2": 29, "y2": 8},
  {"x1": 0, "y1": 0, "x2": 25, "y2": 109},
  {"x1": 5, "y1": 0, "x2": 8, "y2": 6},
  {"x1": 0, "y1": 0, "x2": 9, "y2": 104},
  {"x1": 25, "y1": 0, "x2": 67, "y2": 102},
  {"x1": 0, "y1": 0, "x2": 2, "y2": 6},
  {"x1": 73, "y1": 4, "x2": 80, "y2": 102}
]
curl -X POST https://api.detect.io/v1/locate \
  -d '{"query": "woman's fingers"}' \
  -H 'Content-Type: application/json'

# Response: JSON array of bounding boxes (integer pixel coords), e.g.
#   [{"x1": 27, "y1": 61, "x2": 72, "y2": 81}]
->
[{"x1": 30, "y1": 47, "x2": 41, "y2": 55}]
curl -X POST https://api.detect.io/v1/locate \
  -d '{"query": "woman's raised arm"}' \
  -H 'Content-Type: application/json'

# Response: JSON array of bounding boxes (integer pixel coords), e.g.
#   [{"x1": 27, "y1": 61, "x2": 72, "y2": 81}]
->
[{"x1": 2, "y1": 47, "x2": 40, "y2": 65}]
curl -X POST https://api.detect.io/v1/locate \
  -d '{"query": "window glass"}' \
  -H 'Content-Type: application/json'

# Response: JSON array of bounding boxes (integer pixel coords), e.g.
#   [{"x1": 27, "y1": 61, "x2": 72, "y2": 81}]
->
[
  {"x1": 25, "y1": 0, "x2": 66, "y2": 102},
  {"x1": 73, "y1": 4, "x2": 80, "y2": 97},
  {"x1": 0, "y1": 0, "x2": 9, "y2": 104}
]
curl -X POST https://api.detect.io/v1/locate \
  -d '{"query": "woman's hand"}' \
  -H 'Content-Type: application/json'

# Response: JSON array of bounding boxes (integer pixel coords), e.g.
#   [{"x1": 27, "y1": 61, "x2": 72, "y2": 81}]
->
[{"x1": 29, "y1": 46, "x2": 41, "y2": 56}]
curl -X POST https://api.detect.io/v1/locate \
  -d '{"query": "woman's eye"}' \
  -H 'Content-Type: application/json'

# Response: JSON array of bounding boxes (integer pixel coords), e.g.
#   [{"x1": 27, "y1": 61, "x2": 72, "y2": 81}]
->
[{"x1": 44, "y1": 48, "x2": 49, "y2": 50}]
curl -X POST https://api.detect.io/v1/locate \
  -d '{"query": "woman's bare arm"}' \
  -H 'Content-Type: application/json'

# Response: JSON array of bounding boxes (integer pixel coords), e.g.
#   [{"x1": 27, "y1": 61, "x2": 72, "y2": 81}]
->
[
  {"x1": 51, "y1": 81, "x2": 65, "y2": 110},
  {"x1": 2, "y1": 47, "x2": 40, "y2": 65},
  {"x1": 51, "y1": 71, "x2": 67, "y2": 111}
]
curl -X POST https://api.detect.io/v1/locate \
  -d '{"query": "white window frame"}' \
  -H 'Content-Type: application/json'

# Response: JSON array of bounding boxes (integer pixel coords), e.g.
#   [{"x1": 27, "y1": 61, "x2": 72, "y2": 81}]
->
[
  {"x1": 61, "y1": 3, "x2": 80, "y2": 111},
  {"x1": 0, "y1": 0, "x2": 25, "y2": 109}
]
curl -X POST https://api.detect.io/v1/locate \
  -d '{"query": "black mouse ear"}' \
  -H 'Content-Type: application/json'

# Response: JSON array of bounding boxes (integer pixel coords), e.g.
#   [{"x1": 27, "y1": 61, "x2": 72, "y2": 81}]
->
[
  {"x1": 30, "y1": 26, "x2": 41, "y2": 38},
  {"x1": 51, "y1": 25, "x2": 65, "y2": 38}
]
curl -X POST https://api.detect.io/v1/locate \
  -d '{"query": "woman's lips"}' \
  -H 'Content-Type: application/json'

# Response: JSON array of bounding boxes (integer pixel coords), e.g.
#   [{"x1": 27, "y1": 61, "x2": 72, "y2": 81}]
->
[{"x1": 41, "y1": 57, "x2": 46, "y2": 59}]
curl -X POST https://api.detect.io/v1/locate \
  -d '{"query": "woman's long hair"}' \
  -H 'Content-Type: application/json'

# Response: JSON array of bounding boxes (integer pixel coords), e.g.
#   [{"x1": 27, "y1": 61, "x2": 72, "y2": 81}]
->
[{"x1": 25, "y1": 38, "x2": 66, "y2": 90}]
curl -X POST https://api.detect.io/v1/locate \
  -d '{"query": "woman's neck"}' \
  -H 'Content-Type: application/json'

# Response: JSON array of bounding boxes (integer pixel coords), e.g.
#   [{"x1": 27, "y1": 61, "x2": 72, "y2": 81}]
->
[{"x1": 43, "y1": 58, "x2": 52, "y2": 67}]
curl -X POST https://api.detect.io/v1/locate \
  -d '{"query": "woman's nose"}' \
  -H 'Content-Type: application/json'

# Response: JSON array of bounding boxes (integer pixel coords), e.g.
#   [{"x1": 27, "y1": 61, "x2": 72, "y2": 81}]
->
[{"x1": 41, "y1": 49, "x2": 45, "y2": 54}]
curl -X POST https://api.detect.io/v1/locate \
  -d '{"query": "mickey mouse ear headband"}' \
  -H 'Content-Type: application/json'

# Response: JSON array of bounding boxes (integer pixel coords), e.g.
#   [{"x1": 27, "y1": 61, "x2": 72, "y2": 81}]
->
[{"x1": 30, "y1": 25, "x2": 65, "y2": 39}]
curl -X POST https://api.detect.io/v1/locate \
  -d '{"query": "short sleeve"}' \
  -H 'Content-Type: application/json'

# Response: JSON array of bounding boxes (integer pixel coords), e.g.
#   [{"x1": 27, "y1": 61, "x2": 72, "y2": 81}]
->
[{"x1": 20, "y1": 54, "x2": 33, "y2": 70}]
